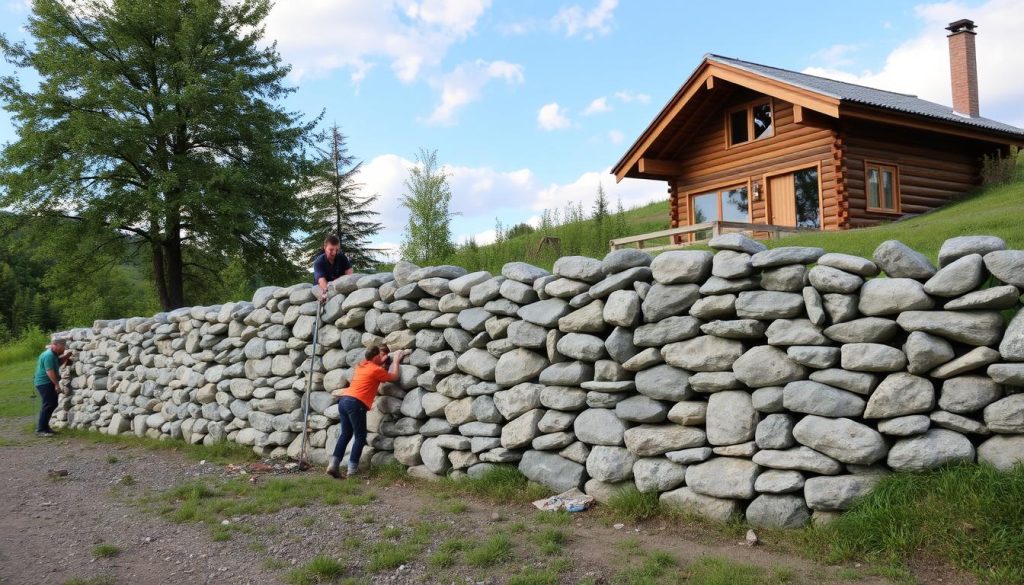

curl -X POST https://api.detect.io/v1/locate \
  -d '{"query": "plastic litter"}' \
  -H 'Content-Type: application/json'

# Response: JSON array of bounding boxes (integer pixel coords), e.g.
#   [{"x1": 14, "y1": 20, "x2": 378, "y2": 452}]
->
[{"x1": 532, "y1": 488, "x2": 595, "y2": 513}]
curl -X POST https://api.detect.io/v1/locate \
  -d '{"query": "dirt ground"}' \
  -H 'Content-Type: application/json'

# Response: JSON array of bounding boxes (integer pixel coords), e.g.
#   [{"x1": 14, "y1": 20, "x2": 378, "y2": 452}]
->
[{"x1": 0, "y1": 418, "x2": 965, "y2": 585}]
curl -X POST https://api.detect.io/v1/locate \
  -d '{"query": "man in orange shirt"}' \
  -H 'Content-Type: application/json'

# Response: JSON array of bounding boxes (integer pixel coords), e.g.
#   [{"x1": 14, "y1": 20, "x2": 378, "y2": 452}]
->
[{"x1": 328, "y1": 345, "x2": 407, "y2": 478}]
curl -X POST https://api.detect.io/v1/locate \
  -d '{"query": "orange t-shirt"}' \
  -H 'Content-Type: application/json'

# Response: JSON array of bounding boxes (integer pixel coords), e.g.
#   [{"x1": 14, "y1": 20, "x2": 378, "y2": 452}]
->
[{"x1": 341, "y1": 360, "x2": 391, "y2": 409}]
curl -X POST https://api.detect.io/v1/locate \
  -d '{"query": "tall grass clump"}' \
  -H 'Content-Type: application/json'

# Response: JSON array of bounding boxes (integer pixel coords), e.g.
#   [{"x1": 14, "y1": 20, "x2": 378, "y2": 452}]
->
[
  {"x1": 605, "y1": 487, "x2": 662, "y2": 522},
  {"x1": 0, "y1": 326, "x2": 50, "y2": 364},
  {"x1": 436, "y1": 465, "x2": 549, "y2": 503},
  {"x1": 804, "y1": 463, "x2": 1024, "y2": 584}
]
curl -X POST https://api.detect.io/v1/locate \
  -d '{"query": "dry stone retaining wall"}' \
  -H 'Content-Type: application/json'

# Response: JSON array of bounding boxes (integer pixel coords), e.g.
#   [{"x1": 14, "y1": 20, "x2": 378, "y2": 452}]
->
[{"x1": 53, "y1": 235, "x2": 1024, "y2": 528}]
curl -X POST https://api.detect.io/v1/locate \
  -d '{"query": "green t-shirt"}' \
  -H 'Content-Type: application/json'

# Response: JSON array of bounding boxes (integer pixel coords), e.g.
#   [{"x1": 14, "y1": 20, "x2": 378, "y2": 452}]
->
[{"x1": 34, "y1": 349, "x2": 60, "y2": 386}]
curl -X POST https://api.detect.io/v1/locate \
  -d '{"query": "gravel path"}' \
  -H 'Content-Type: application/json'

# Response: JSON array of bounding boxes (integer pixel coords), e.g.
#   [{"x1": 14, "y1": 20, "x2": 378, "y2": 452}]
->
[{"x1": 0, "y1": 418, "x2": 937, "y2": 585}]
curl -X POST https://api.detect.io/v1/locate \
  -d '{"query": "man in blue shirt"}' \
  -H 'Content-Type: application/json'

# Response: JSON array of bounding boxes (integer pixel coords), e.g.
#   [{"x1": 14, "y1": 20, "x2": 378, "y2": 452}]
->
[
  {"x1": 34, "y1": 336, "x2": 71, "y2": 437},
  {"x1": 313, "y1": 234, "x2": 353, "y2": 302}
]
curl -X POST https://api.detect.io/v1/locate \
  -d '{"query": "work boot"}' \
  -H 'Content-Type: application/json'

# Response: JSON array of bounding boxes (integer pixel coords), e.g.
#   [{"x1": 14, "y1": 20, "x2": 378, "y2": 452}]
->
[{"x1": 326, "y1": 456, "x2": 341, "y2": 479}]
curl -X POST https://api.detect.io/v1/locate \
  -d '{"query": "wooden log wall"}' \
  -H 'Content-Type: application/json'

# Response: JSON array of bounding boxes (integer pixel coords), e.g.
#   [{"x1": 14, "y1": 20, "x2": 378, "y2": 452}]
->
[
  {"x1": 840, "y1": 119, "x2": 997, "y2": 228},
  {"x1": 664, "y1": 93, "x2": 841, "y2": 230}
]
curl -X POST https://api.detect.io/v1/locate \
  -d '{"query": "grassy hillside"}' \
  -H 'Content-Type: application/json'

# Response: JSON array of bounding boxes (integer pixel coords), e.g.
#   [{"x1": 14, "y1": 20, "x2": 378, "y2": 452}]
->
[{"x1": 448, "y1": 172, "x2": 1023, "y2": 272}]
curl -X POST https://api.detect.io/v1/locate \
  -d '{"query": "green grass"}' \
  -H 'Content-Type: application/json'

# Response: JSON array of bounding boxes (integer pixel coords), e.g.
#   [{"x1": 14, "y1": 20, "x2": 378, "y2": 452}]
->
[
  {"x1": 0, "y1": 327, "x2": 50, "y2": 364},
  {"x1": 604, "y1": 487, "x2": 662, "y2": 523},
  {"x1": 0, "y1": 359, "x2": 37, "y2": 417},
  {"x1": 434, "y1": 465, "x2": 550, "y2": 504},
  {"x1": 464, "y1": 533, "x2": 514, "y2": 567},
  {"x1": 56, "y1": 427, "x2": 257, "y2": 464},
  {"x1": 802, "y1": 462, "x2": 1024, "y2": 584},
  {"x1": 62, "y1": 577, "x2": 117, "y2": 585},
  {"x1": 532, "y1": 527, "x2": 567, "y2": 555},
  {"x1": 284, "y1": 554, "x2": 346, "y2": 585},
  {"x1": 683, "y1": 556, "x2": 796, "y2": 585},
  {"x1": 91, "y1": 543, "x2": 120, "y2": 558},
  {"x1": 764, "y1": 176, "x2": 1024, "y2": 261},
  {"x1": 155, "y1": 475, "x2": 365, "y2": 537}
]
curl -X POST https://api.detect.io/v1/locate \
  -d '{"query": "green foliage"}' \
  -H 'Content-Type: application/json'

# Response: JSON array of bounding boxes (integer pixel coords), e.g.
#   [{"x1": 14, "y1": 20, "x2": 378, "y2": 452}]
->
[
  {"x1": 399, "y1": 148, "x2": 457, "y2": 265},
  {"x1": 464, "y1": 533, "x2": 513, "y2": 567},
  {"x1": 91, "y1": 543, "x2": 120, "y2": 558},
  {"x1": 605, "y1": 487, "x2": 662, "y2": 522},
  {"x1": 284, "y1": 554, "x2": 346, "y2": 585},
  {"x1": 0, "y1": 327, "x2": 49, "y2": 364},
  {"x1": 803, "y1": 462, "x2": 1024, "y2": 584},
  {"x1": 532, "y1": 527, "x2": 567, "y2": 555},
  {"x1": 434, "y1": 465, "x2": 549, "y2": 504},
  {"x1": 0, "y1": 358, "x2": 38, "y2": 417},
  {"x1": 0, "y1": 0, "x2": 312, "y2": 310},
  {"x1": 301, "y1": 124, "x2": 383, "y2": 271},
  {"x1": 981, "y1": 146, "x2": 1023, "y2": 187}
]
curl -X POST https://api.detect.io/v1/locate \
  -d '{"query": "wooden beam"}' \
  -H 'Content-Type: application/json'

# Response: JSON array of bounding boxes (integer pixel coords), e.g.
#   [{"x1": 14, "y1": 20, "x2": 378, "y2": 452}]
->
[
  {"x1": 638, "y1": 158, "x2": 686, "y2": 177},
  {"x1": 842, "y1": 104, "x2": 1024, "y2": 146},
  {"x1": 709, "y1": 65, "x2": 840, "y2": 117},
  {"x1": 705, "y1": 76, "x2": 715, "y2": 90},
  {"x1": 793, "y1": 104, "x2": 804, "y2": 124}
]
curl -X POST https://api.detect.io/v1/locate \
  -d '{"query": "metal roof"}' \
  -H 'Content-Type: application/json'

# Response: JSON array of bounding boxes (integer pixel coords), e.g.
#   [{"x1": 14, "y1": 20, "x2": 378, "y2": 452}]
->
[{"x1": 708, "y1": 54, "x2": 1024, "y2": 138}]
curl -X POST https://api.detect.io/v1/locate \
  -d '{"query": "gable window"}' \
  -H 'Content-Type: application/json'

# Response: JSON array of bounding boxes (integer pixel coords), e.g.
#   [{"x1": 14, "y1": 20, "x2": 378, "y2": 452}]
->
[
  {"x1": 865, "y1": 162, "x2": 900, "y2": 212},
  {"x1": 727, "y1": 99, "x2": 774, "y2": 147}
]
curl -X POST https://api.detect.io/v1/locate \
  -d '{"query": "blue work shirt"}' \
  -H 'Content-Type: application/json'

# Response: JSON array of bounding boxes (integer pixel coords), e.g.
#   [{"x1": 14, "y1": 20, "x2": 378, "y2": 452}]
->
[
  {"x1": 312, "y1": 251, "x2": 352, "y2": 285},
  {"x1": 34, "y1": 348, "x2": 60, "y2": 386}
]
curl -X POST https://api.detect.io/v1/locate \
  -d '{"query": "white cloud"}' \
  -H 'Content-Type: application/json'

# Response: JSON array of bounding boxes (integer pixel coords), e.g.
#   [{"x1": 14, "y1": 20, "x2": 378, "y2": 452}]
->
[
  {"x1": 533, "y1": 170, "x2": 665, "y2": 213},
  {"x1": 608, "y1": 129, "x2": 625, "y2": 144},
  {"x1": 614, "y1": 90, "x2": 651, "y2": 104},
  {"x1": 804, "y1": 0, "x2": 1024, "y2": 126},
  {"x1": 426, "y1": 60, "x2": 524, "y2": 125},
  {"x1": 264, "y1": 0, "x2": 492, "y2": 82},
  {"x1": 810, "y1": 43, "x2": 863, "y2": 69},
  {"x1": 537, "y1": 102, "x2": 571, "y2": 130},
  {"x1": 552, "y1": 0, "x2": 618, "y2": 38},
  {"x1": 583, "y1": 96, "x2": 612, "y2": 115}
]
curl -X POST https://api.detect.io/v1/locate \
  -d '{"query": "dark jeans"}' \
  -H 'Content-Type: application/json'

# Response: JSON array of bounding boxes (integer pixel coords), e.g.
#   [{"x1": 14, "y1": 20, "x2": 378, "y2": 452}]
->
[
  {"x1": 333, "y1": 396, "x2": 368, "y2": 470},
  {"x1": 35, "y1": 382, "x2": 58, "y2": 433}
]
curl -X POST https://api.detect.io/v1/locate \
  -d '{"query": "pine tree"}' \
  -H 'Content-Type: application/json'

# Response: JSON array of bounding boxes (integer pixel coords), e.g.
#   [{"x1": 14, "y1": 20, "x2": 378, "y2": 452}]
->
[
  {"x1": 593, "y1": 183, "x2": 610, "y2": 226},
  {"x1": 614, "y1": 196, "x2": 628, "y2": 237},
  {"x1": 399, "y1": 149, "x2": 457, "y2": 265},
  {"x1": 302, "y1": 124, "x2": 382, "y2": 270}
]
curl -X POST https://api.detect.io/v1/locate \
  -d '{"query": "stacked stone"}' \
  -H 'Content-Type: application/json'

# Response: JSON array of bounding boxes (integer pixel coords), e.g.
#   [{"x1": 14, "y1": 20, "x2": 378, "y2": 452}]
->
[{"x1": 53, "y1": 234, "x2": 1024, "y2": 529}]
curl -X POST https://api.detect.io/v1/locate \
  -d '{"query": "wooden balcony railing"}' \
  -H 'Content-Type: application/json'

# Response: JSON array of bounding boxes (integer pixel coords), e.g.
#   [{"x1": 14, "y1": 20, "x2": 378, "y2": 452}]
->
[{"x1": 608, "y1": 221, "x2": 816, "y2": 252}]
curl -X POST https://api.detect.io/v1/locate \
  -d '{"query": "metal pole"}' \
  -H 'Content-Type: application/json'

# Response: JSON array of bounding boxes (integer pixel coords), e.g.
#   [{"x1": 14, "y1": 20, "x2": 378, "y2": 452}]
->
[{"x1": 298, "y1": 300, "x2": 324, "y2": 470}]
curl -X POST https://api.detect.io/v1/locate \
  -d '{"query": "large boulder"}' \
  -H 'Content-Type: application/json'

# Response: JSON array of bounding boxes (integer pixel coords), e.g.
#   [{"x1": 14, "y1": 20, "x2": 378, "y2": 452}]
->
[
  {"x1": 519, "y1": 450, "x2": 585, "y2": 492},
  {"x1": 887, "y1": 429, "x2": 975, "y2": 471},
  {"x1": 792, "y1": 416, "x2": 887, "y2": 465},
  {"x1": 705, "y1": 391, "x2": 758, "y2": 445},
  {"x1": 685, "y1": 457, "x2": 760, "y2": 499},
  {"x1": 746, "y1": 495, "x2": 811, "y2": 529}
]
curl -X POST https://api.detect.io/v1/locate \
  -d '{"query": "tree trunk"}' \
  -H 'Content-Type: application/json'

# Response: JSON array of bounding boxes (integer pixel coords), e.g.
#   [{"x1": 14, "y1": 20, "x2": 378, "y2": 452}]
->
[{"x1": 151, "y1": 241, "x2": 171, "y2": 311}]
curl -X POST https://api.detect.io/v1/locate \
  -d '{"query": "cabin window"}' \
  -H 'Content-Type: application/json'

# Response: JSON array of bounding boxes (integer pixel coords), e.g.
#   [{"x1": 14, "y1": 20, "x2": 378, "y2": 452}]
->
[
  {"x1": 865, "y1": 162, "x2": 900, "y2": 213},
  {"x1": 727, "y1": 99, "x2": 774, "y2": 147},
  {"x1": 690, "y1": 185, "x2": 750, "y2": 240}
]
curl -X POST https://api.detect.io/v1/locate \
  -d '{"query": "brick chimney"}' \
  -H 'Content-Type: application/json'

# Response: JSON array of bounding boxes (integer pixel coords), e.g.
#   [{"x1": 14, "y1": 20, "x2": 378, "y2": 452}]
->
[{"x1": 946, "y1": 19, "x2": 979, "y2": 117}]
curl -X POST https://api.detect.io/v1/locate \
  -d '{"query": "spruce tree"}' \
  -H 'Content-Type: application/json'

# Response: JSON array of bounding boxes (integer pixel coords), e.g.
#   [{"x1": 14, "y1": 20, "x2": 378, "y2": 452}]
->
[
  {"x1": 302, "y1": 124, "x2": 382, "y2": 270},
  {"x1": 399, "y1": 149, "x2": 457, "y2": 265}
]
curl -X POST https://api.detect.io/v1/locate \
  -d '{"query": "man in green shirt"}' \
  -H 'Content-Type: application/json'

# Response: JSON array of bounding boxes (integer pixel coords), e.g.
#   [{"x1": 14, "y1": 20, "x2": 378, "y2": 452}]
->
[{"x1": 34, "y1": 337, "x2": 70, "y2": 437}]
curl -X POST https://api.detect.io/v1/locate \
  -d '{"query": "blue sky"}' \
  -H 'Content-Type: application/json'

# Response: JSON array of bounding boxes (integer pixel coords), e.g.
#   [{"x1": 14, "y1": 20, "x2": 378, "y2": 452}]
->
[{"x1": 2, "y1": 0, "x2": 1023, "y2": 260}]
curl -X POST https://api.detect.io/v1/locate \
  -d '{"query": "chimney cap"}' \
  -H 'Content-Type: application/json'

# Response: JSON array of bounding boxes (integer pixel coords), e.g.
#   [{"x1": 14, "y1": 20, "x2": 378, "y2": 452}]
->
[{"x1": 946, "y1": 19, "x2": 977, "y2": 34}]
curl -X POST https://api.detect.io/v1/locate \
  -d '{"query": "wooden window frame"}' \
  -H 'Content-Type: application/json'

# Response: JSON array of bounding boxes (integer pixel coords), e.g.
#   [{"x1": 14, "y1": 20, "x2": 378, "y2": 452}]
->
[
  {"x1": 864, "y1": 161, "x2": 901, "y2": 214},
  {"x1": 725, "y1": 98, "x2": 775, "y2": 149},
  {"x1": 686, "y1": 180, "x2": 753, "y2": 226}
]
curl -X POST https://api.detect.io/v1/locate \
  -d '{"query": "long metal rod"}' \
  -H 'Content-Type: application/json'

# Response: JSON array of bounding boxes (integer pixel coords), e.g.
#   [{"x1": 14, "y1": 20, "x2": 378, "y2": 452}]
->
[{"x1": 298, "y1": 301, "x2": 324, "y2": 468}]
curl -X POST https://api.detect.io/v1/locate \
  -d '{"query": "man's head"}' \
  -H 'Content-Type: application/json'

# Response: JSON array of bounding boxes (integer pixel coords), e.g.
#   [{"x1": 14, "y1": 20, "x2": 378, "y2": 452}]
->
[
  {"x1": 323, "y1": 234, "x2": 341, "y2": 261},
  {"x1": 50, "y1": 337, "x2": 67, "y2": 353},
  {"x1": 364, "y1": 345, "x2": 390, "y2": 365}
]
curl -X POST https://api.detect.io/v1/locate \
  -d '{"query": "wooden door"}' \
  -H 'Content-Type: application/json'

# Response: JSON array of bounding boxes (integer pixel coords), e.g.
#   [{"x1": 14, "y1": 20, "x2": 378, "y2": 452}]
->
[{"x1": 769, "y1": 174, "x2": 796, "y2": 226}]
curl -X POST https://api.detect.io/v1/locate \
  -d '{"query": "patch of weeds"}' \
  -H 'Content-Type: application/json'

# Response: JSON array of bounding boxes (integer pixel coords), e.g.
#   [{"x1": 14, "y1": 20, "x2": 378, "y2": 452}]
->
[
  {"x1": 340, "y1": 537, "x2": 362, "y2": 551},
  {"x1": 341, "y1": 493, "x2": 375, "y2": 506},
  {"x1": 360, "y1": 514, "x2": 375, "y2": 524},
  {"x1": 429, "y1": 537, "x2": 467, "y2": 568},
  {"x1": 612, "y1": 548, "x2": 678, "y2": 585},
  {"x1": 683, "y1": 555, "x2": 795, "y2": 585},
  {"x1": 301, "y1": 516, "x2": 317, "y2": 528},
  {"x1": 435, "y1": 466, "x2": 549, "y2": 504},
  {"x1": 605, "y1": 487, "x2": 662, "y2": 522},
  {"x1": 56, "y1": 427, "x2": 257, "y2": 464},
  {"x1": 118, "y1": 475, "x2": 135, "y2": 486},
  {"x1": 532, "y1": 510, "x2": 572, "y2": 527},
  {"x1": 367, "y1": 461, "x2": 408, "y2": 484},
  {"x1": 248, "y1": 542, "x2": 267, "y2": 553},
  {"x1": 800, "y1": 463, "x2": 1024, "y2": 584},
  {"x1": 62, "y1": 577, "x2": 117, "y2": 585},
  {"x1": 91, "y1": 543, "x2": 120, "y2": 558},
  {"x1": 211, "y1": 526, "x2": 232, "y2": 542},
  {"x1": 284, "y1": 554, "x2": 346, "y2": 585},
  {"x1": 446, "y1": 500, "x2": 469, "y2": 513},
  {"x1": 508, "y1": 567, "x2": 560, "y2": 585},
  {"x1": 533, "y1": 528, "x2": 567, "y2": 555},
  {"x1": 465, "y1": 533, "x2": 513, "y2": 567},
  {"x1": 381, "y1": 526, "x2": 402, "y2": 539},
  {"x1": 507, "y1": 520, "x2": 529, "y2": 533},
  {"x1": 263, "y1": 558, "x2": 288, "y2": 570},
  {"x1": 368, "y1": 542, "x2": 418, "y2": 571},
  {"x1": 105, "y1": 455, "x2": 118, "y2": 464}
]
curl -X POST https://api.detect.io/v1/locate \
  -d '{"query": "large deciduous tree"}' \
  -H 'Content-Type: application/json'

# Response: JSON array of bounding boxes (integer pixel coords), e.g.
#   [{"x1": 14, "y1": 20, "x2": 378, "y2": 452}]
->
[
  {"x1": 399, "y1": 148, "x2": 457, "y2": 265},
  {"x1": 0, "y1": 0, "x2": 313, "y2": 310},
  {"x1": 301, "y1": 124, "x2": 382, "y2": 270}
]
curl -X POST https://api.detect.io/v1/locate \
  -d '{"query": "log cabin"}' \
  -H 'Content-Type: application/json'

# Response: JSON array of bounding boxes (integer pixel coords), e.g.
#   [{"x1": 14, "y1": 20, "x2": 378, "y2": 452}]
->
[{"x1": 612, "y1": 20, "x2": 1024, "y2": 241}]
